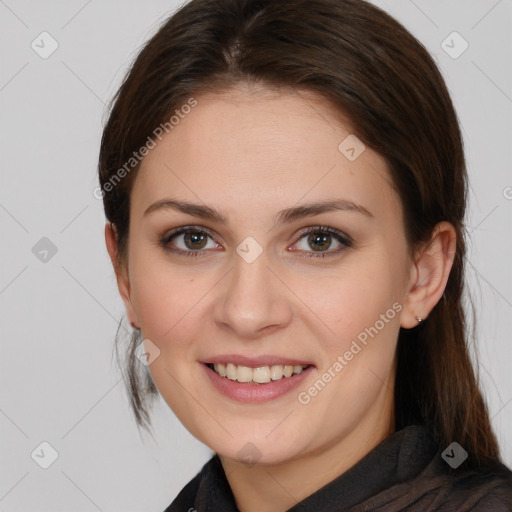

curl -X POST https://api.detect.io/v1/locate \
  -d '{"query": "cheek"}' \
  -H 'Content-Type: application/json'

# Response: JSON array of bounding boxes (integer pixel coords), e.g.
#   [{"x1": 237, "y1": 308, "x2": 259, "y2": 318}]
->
[
  {"x1": 298, "y1": 260, "x2": 402, "y2": 352},
  {"x1": 128, "y1": 247, "x2": 203, "y2": 342},
  {"x1": 129, "y1": 263, "x2": 213, "y2": 436},
  {"x1": 292, "y1": 272, "x2": 401, "y2": 434}
]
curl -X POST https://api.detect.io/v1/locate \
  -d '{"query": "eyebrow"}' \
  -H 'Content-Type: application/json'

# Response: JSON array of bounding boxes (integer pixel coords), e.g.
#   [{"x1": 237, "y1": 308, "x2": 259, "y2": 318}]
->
[{"x1": 143, "y1": 198, "x2": 373, "y2": 224}]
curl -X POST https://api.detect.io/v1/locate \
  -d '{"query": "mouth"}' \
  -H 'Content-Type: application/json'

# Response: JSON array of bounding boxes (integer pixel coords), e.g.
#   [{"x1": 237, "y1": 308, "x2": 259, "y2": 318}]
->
[
  {"x1": 205, "y1": 362, "x2": 312, "y2": 385},
  {"x1": 200, "y1": 357, "x2": 316, "y2": 403}
]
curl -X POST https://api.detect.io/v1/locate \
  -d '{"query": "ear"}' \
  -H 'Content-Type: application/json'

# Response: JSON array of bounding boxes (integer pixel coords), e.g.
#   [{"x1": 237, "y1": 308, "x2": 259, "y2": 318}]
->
[
  {"x1": 105, "y1": 222, "x2": 139, "y2": 328},
  {"x1": 400, "y1": 221, "x2": 457, "y2": 329}
]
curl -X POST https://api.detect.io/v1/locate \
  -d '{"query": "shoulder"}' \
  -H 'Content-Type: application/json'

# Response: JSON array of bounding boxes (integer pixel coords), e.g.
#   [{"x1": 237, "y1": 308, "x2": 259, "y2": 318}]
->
[
  {"x1": 424, "y1": 458, "x2": 512, "y2": 511},
  {"x1": 161, "y1": 456, "x2": 216, "y2": 512},
  {"x1": 450, "y1": 461, "x2": 512, "y2": 510}
]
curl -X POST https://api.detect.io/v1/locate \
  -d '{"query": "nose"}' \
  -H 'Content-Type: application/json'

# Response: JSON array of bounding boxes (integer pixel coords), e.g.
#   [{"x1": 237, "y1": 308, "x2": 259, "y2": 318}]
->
[{"x1": 213, "y1": 249, "x2": 293, "y2": 340}]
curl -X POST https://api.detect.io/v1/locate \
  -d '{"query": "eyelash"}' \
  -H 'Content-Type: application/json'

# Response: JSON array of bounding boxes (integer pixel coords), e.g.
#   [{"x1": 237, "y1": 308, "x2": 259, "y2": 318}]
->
[{"x1": 159, "y1": 225, "x2": 353, "y2": 259}]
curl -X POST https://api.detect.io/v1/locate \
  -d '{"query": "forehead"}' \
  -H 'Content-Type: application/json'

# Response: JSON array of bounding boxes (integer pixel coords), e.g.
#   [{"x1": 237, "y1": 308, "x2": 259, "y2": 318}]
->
[{"x1": 132, "y1": 86, "x2": 400, "y2": 222}]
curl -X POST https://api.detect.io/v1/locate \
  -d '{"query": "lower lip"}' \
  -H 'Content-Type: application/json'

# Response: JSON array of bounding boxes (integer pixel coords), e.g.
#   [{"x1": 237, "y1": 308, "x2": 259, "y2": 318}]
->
[{"x1": 201, "y1": 363, "x2": 315, "y2": 403}]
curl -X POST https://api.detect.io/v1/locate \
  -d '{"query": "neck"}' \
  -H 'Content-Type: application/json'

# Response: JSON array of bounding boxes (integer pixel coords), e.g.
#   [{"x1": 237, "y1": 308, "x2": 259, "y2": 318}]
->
[{"x1": 220, "y1": 393, "x2": 395, "y2": 512}]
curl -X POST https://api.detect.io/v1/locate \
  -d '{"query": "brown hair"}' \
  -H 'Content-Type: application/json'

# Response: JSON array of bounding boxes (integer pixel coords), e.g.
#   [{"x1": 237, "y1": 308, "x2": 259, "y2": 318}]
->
[{"x1": 98, "y1": 0, "x2": 501, "y2": 467}]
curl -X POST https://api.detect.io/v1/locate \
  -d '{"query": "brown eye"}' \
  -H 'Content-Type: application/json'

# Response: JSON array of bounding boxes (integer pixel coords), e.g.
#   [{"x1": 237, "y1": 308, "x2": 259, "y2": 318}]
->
[
  {"x1": 160, "y1": 226, "x2": 221, "y2": 256},
  {"x1": 307, "y1": 232, "x2": 333, "y2": 252},
  {"x1": 292, "y1": 226, "x2": 353, "y2": 258},
  {"x1": 183, "y1": 231, "x2": 208, "y2": 250}
]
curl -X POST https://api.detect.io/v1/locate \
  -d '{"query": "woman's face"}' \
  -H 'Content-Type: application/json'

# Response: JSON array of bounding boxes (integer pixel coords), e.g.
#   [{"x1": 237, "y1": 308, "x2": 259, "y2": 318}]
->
[{"x1": 117, "y1": 85, "x2": 416, "y2": 465}]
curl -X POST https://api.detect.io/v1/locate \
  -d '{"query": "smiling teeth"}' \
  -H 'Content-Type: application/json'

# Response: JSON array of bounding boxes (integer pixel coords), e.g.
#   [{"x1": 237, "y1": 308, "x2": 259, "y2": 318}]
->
[{"x1": 213, "y1": 363, "x2": 306, "y2": 384}]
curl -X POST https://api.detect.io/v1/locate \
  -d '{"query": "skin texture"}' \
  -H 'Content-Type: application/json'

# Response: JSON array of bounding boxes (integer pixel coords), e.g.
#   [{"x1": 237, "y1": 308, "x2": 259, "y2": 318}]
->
[{"x1": 105, "y1": 84, "x2": 456, "y2": 512}]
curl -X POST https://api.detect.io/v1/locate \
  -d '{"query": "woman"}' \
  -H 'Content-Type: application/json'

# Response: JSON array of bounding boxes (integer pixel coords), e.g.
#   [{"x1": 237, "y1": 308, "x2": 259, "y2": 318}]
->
[{"x1": 98, "y1": 0, "x2": 512, "y2": 510}]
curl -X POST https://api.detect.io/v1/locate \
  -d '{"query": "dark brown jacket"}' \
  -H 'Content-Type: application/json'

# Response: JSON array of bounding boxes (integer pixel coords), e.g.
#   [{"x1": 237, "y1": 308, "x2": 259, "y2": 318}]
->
[{"x1": 164, "y1": 424, "x2": 512, "y2": 511}]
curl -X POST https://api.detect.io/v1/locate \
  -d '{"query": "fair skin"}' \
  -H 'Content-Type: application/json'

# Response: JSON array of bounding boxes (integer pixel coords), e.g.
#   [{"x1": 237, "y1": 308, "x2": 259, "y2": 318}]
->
[{"x1": 105, "y1": 84, "x2": 456, "y2": 512}]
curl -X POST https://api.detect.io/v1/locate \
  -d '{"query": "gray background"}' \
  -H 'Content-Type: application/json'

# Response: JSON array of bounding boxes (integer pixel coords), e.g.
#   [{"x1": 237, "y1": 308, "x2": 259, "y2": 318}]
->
[{"x1": 0, "y1": 0, "x2": 511, "y2": 510}]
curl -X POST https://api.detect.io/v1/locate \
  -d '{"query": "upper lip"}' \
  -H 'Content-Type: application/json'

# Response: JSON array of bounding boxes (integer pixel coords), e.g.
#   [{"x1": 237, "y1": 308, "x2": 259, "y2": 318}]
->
[{"x1": 202, "y1": 354, "x2": 314, "y2": 368}]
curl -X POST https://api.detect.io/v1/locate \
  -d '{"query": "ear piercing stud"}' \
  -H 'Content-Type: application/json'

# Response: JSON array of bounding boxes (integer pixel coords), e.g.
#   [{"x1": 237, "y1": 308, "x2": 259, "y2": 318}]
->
[{"x1": 416, "y1": 316, "x2": 422, "y2": 324}]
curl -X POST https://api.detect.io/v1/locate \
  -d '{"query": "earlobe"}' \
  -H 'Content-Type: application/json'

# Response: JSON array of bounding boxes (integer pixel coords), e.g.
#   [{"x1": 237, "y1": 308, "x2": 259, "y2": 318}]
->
[
  {"x1": 104, "y1": 222, "x2": 139, "y2": 329},
  {"x1": 400, "y1": 221, "x2": 456, "y2": 329}
]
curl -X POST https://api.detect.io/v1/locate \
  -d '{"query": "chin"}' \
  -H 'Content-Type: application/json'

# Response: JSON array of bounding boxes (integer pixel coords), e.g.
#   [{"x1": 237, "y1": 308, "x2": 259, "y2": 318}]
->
[{"x1": 203, "y1": 428, "x2": 309, "y2": 467}]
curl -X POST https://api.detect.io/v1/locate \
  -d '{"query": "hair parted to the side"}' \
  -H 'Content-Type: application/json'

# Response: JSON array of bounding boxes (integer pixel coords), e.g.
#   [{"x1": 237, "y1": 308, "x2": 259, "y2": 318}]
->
[{"x1": 99, "y1": 0, "x2": 502, "y2": 467}]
